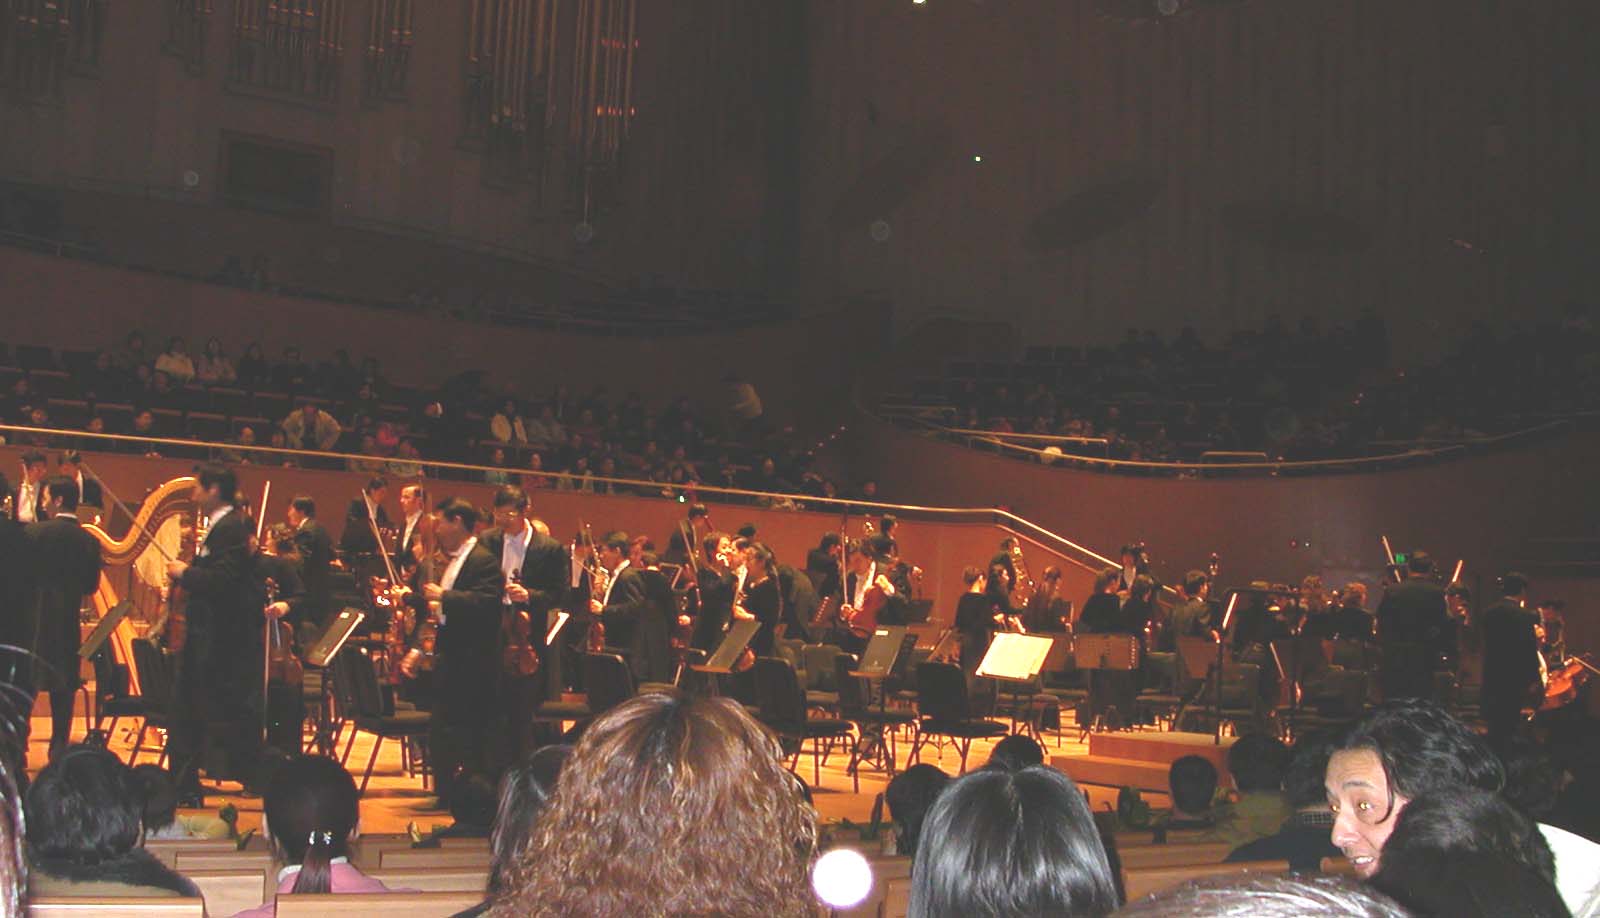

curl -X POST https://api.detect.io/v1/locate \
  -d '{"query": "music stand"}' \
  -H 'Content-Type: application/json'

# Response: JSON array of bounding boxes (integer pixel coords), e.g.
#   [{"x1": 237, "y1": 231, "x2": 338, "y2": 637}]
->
[
  {"x1": 690, "y1": 618, "x2": 760, "y2": 680},
  {"x1": 78, "y1": 600, "x2": 132, "y2": 661},
  {"x1": 855, "y1": 626, "x2": 910, "y2": 679},
  {"x1": 846, "y1": 626, "x2": 912, "y2": 781},
  {"x1": 304, "y1": 608, "x2": 366, "y2": 668},
  {"x1": 976, "y1": 633, "x2": 1056, "y2": 683},
  {"x1": 1074, "y1": 633, "x2": 1141, "y2": 737}
]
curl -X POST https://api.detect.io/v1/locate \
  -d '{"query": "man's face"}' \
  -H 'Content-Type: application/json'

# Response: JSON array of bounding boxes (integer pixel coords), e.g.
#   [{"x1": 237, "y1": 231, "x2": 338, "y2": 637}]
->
[
  {"x1": 434, "y1": 512, "x2": 466, "y2": 550},
  {"x1": 286, "y1": 506, "x2": 305, "y2": 528},
  {"x1": 600, "y1": 545, "x2": 623, "y2": 570},
  {"x1": 23, "y1": 462, "x2": 46, "y2": 484},
  {"x1": 1325, "y1": 748, "x2": 1404, "y2": 879},
  {"x1": 134, "y1": 412, "x2": 153, "y2": 432},
  {"x1": 494, "y1": 504, "x2": 524, "y2": 533},
  {"x1": 399, "y1": 487, "x2": 422, "y2": 516},
  {"x1": 369, "y1": 487, "x2": 388, "y2": 506}
]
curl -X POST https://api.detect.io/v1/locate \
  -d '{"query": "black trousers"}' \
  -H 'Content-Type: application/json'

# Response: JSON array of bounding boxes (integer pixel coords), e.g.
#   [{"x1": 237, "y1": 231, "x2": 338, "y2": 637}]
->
[
  {"x1": 170, "y1": 628, "x2": 263, "y2": 791},
  {"x1": 430, "y1": 662, "x2": 497, "y2": 806}
]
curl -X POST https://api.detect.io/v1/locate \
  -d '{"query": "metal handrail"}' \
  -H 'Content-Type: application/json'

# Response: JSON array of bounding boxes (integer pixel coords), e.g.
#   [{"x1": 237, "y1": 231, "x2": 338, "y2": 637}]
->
[{"x1": 0, "y1": 423, "x2": 1120, "y2": 572}]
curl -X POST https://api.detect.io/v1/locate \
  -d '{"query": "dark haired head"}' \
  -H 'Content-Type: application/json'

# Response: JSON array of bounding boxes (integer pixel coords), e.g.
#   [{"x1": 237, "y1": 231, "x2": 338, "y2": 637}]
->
[
  {"x1": 42, "y1": 475, "x2": 78, "y2": 512},
  {"x1": 1380, "y1": 786, "x2": 1555, "y2": 883},
  {"x1": 434, "y1": 497, "x2": 479, "y2": 530},
  {"x1": 1370, "y1": 849, "x2": 1568, "y2": 918},
  {"x1": 818, "y1": 532, "x2": 841, "y2": 551},
  {"x1": 492, "y1": 485, "x2": 529, "y2": 511},
  {"x1": 289, "y1": 495, "x2": 316, "y2": 518},
  {"x1": 19, "y1": 451, "x2": 46, "y2": 471},
  {"x1": 884, "y1": 763, "x2": 949, "y2": 858},
  {"x1": 1228, "y1": 734, "x2": 1289, "y2": 793},
  {"x1": 1118, "y1": 874, "x2": 1411, "y2": 917},
  {"x1": 1334, "y1": 699, "x2": 1504, "y2": 812},
  {"x1": 488, "y1": 745, "x2": 570, "y2": 893},
  {"x1": 195, "y1": 463, "x2": 237, "y2": 504},
  {"x1": 603, "y1": 531, "x2": 629, "y2": 553},
  {"x1": 962, "y1": 565, "x2": 983, "y2": 586},
  {"x1": 25, "y1": 745, "x2": 145, "y2": 866},
  {"x1": 736, "y1": 523, "x2": 758, "y2": 540},
  {"x1": 1183, "y1": 570, "x2": 1210, "y2": 597},
  {"x1": 987, "y1": 734, "x2": 1045, "y2": 771},
  {"x1": 365, "y1": 475, "x2": 388, "y2": 494},
  {"x1": 1501, "y1": 571, "x2": 1530, "y2": 597},
  {"x1": 1407, "y1": 551, "x2": 1433, "y2": 575},
  {"x1": 686, "y1": 503, "x2": 709, "y2": 521},
  {"x1": 1169, "y1": 755, "x2": 1219, "y2": 815},
  {"x1": 1497, "y1": 732, "x2": 1560, "y2": 820},
  {"x1": 908, "y1": 765, "x2": 1117, "y2": 918},
  {"x1": 1094, "y1": 567, "x2": 1121, "y2": 593},
  {"x1": 263, "y1": 755, "x2": 359, "y2": 894},
  {"x1": 130, "y1": 764, "x2": 178, "y2": 833},
  {"x1": 1283, "y1": 729, "x2": 1340, "y2": 808}
]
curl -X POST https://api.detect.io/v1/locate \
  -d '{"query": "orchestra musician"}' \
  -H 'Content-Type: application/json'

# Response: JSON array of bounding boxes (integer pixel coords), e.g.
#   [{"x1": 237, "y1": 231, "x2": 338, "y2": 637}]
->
[
  {"x1": 1078, "y1": 567, "x2": 1140, "y2": 727},
  {"x1": 805, "y1": 532, "x2": 843, "y2": 602},
  {"x1": 285, "y1": 495, "x2": 334, "y2": 632},
  {"x1": 477, "y1": 486, "x2": 566, "y2": 763},
  {"x1": 1160, "y1": 570, "x2": 1213, "y2": 650},
  {"x1": 589, "y1": 531, "x2": 650, "y2": 662},
  {"x1": 418, "y1": 497, "x2": 503, "y2": 810},
  {"x1": 663, "y1": 503, "x2": 712, "y2": 566},
  {"x1": 1117, "y1": 543, "x2": 1152, "y2": 596},
  {"x1": 1535, "y1": 599, "x2": 1567, "y2": 666},
  {"x1": 558, "y1": 530, "x2": 595, "y2": 691},
  {"x1": 165, "y1": 464, "x2": 259, "y2": 804},
  {"x1": 253, "y1": 523, "x2": 305, "y2": 753},
  {"x1": 1376, "y1": 551, "x2": 1450, "y2": 701},
  {"x1": 736, "y1": 542, "x2": 783, "y2": 657},
  {"x1": 1304, "y1": 582, "x2": 1375, "y2": 642},
  {"x1": 1480, "y1": 571, "x2": 1543, "y2": 744},
  {"x1": 619, "y1": 552, "x2": 677, "y2": 687},
  {"x1": 394, "y1": 483, "x2": 429, "y2": 574},
  {"x1": 691, "y1": 532, "x2": 737, "y2": 653},
  {"x1": 12, "y1": 450, "x2": 48, "y2": 524},
  {"x1": 953, "y1": 566, "x2": 1007, "y2": 679},
  {"x1": 338, "y1": 475, "x2": 392, "y2": 559},
  {"x1": 24, "y1": 475, "x2": 102, "y2": 763},
  {"x1": 1021, "y1": 565, "x2": 1072, "y2": 634}
]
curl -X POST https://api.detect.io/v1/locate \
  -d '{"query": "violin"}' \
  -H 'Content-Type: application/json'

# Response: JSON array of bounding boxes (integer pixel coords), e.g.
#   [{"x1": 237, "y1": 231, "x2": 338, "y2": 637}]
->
[
  {"x1": 501, "y1": 570, "x2": 540, "y2": 678},
  {"x1": 263, "y1": 577, "x2": 303, "y2": 686}
]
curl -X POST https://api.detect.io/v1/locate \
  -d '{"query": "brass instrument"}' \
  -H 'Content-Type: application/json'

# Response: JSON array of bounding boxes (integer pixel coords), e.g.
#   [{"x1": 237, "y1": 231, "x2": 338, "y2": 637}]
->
[
  {"x1": 1005, "y1": 538, "x2": 1032, "y2": 631},
  {"x1": 580, "y1": 522, "x2": 608, "y2": 652}
]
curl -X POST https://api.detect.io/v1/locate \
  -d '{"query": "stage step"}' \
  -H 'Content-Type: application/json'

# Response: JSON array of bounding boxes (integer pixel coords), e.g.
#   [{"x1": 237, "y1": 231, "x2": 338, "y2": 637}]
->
[{"x1": 1052, "y1": 754, "x2": 1173, "y2": 793}]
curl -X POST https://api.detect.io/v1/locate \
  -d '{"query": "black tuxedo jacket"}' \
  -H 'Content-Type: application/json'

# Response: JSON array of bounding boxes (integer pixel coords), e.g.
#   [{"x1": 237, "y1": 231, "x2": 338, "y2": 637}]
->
[
  {"x1": 0, "y1": 519, "x2": 36, "y2": 673},
  {"x1": 604, "y1": 567, "x2": 674, "y2": 684},
  {"x1": 1377, "y1": 579, "x2": 1448, "y2": 648},
  {"x1": 24, "y1": 515, "x2": 102, "y2": 689},
  {"x1": 76, "y1": 475, "x2": 104, "y2": 509},
  {"x1": 292, "y1": 518, "x2": 335, "y2": 620},
  {"x1": 478, "y1": 526, "x2": 568, "y2": 616},
  {"x1": 178, "y1": 509, "x2": 255, "y2": 667},
  {"x1": 1481, "y1": 599, "x2": 1542, "y2": 701},
  {"x1": 434, "y1": 542, "x2": 505, "y2": 704},
  {"x1": 339, "y1": 499, "x2": 391, "y2": 555}
]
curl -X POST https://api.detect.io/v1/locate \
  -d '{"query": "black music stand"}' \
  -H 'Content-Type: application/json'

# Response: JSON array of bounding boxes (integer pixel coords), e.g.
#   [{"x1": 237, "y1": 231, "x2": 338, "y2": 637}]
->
[
  {"x1": 846, "y1": 626, "x2": 911, "y2": 781},
  {"x1": 1074, "y1": 633, "x2": 1141, "y2": 738},
  {"x1": 304, "y1": 608, "x2": 366, "y2": 756},
  {"x1": 689, "y1": 619, "x2": 760, "y2": 695}
]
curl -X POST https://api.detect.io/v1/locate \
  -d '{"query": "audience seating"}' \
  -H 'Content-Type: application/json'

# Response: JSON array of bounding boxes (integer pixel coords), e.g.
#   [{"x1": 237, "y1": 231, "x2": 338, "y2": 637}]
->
[
  {"x1": 881, "y1": 876, "x2": 912, "y2": 918},
  {"x1": 378, "y1": 847, "x2": 494, "y2": 870},
  {"x1": 27, "y1": 899, "x2": 205, "y2": 916},
  {"x1": 368, "y1": 868, "x2": 491, "y2": 892},
  {"x1": 185, "y1": 868, "x2": 273, "y2": 918},
  {"x1": 1121, "y1": 859, "x2": 1289, "y2": 902},
  {"x1": 171, "y1": 850, "x2": 273, "y2": 874},
  {"x1": 1115, "y1": 840, "x2": 1236, "y2": 869},
  {"x1": 1109, "y1": 827, "x2": 1215, "y2": 849},
  {"x1": 274, "y1": 891, "x2": 483, "y2": 917},
  {"x1": 836, "y1": 854, "x2": 912, "y2": 918}
]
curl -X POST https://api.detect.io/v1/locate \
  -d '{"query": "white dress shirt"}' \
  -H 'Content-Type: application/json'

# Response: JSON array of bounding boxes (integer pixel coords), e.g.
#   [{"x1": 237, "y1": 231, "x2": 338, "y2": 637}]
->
[
  {"x1": 435, "y1": 536, "x2": 478, "y2": 626},
  {"x1": 500, "y1": 521, "x2": 531, "y2": 605},
  {"x1": 400, "y1": 511, "x2": 422, "y2": 556},
  {"x1": 601, "y1": 559, "x2": 630, "y2": 607},
  {"x1": 16, "y1": 480, "x2": 36, "y2": 523},
  {"x1": 198, "y1": 506, "x2": 234, "y2": 557}
]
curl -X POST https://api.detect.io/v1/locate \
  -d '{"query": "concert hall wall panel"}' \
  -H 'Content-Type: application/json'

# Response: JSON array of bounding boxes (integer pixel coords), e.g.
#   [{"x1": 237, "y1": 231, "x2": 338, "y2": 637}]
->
[
  {"x1": 794, "y1": 0, "x2": 1599, "y2": 354},
  {"x1": 0, "y1": 1, "x2": 806, "y2": 292},
  {"x1": 0, "y1": 444, "x2": 1099, "y2": 627},
  {"x1": 847, "y1": 410, "x2": 1599, "y2": 623},
  {"x1": 0, "y1": 247, "x2": 881, "y2": 430}
]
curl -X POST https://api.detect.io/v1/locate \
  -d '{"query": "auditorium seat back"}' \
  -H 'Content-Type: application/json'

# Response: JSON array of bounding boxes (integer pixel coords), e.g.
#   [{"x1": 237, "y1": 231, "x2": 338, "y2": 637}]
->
[
  {"x1": 1121, "y1": 859, "x2": 1289, "y2": 902},
  {"x1": 274, "y1": 890, "x2": 483, "y2": 917},
  {"x1": 378, "y1": 847, "x2": 494, "y2": 870},
  {"x1": 184, "y1": 868, "x2": 272, "y2": 918},
  {"x1": 1115, "y1": 840, "x2": 1235, "y2": 869},
  {"x1": 27, "y1": 898, "x2": 205, "y2": 916},
  {"x1": 368, "y1": 868, "x2": 490, "y2": 893}
]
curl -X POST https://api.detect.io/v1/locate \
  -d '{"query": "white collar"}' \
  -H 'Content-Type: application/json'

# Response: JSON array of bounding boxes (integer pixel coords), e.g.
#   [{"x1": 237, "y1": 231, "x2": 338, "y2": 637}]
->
[
  {"x1": 276, "y1": 856, "x2": 349, "y2": 884},
  {"x1": 207, "y1": 505, "x2": 234, "y2": 529},
  {"x1": 54, "y1": 512, "x2": 77, "y2": 520}
]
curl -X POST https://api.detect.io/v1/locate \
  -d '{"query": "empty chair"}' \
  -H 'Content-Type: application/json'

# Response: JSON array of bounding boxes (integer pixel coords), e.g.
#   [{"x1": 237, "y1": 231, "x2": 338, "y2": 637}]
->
[
  {"x1": 581, "y1": 652, "x2": 635, "y2": 718},
  {"x1": 330, "y1": 648, "x2": 430, "y2": 794},
  {"x1": 752, "y1": 656, "x2": 854, "y2": 786},
  {"x1": 907, "y1": 662, "x2": 1008, "y2": 773}
]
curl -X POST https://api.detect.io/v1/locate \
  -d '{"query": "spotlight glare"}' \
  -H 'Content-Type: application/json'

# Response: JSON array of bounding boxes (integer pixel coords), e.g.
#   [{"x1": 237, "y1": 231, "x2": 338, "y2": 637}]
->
[
  {"x1": 812, "y1": 848, "x2": 873, "y2": 909},
  {"x1": 973, "y1": 154, "x2": 983, "y2": 163}
]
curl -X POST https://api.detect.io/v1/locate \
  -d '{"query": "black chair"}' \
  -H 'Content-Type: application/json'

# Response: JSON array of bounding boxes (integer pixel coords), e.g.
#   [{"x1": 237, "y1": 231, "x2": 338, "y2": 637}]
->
[
  {"x1": 89, "y1": 646, "x2": 145, "y2": 748},
  {"x1": 908, "y1": 662, "x2": 1009, "y2": 774},
  {"x1": 330, "y1": 648, "x2": 431, "y2": 795},
  {"x1": 126, "y1": 640, "x2": 175, "y2": 767},
  {"x1": 835, "y1": 653, "x2": 915, "y2": 792},
  {"x1": 582, "y1": 652, "x2": 635, "y2": 718},
  {"x1": 751, "y1": 657, "x2": 853, "y2": 786}
]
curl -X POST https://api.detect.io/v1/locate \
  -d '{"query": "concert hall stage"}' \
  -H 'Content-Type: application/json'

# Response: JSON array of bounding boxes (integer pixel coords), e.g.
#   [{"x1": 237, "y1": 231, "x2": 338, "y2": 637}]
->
[{"x1": 1053, "y1": 731, "x2": 1237, "y2": 793}]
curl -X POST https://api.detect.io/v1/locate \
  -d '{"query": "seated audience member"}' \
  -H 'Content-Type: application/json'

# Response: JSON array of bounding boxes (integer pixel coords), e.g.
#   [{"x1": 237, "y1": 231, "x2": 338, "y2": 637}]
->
[
  {"x1": 1166, "y1": 755, "x2": 1220, "y2": 831},
  {"x1": 153, "y1": 336, "x2": 196, "y2": 384},
  {"x1": 131, "y1": 765, "x2": 230, "y2": 841},
  {"x1": 1376, "y1": 786, "x2": 1555, "y2": 884},
  {"x1": 1116, "y1": 874, "x2": 1410, "y2": 917},
  {"x1": 1370, "y1": 849, "x2": 1569, "y2": 918},
  {"x1": 908, "y1": 765, "x2": 1118, "y2": 918},
  {"x1": 1326, "y1": 698, "x2": 1600, "y2": 916},
  {"x1": 455, "y1": 745, "x2": 572, "y2": 918},
  {"x1": 987, "y1": 734, "x2": 1046, "y2": 771},
  {"x1": 485, "y1": 692, "x2": 817, "y2": 918},
  {"x1": 1213, "y1": 733, "x2": 1291, "y2": 847},
  {"x1": 235, "y1": 755, "x2": 407, "y2": 917},
  {"x1": 884, "y1": 764, "x2": 950, "y2": 859},
  {"x1": 1226, "y1": 729, "x2": 1341, "y2": 870},
  {"x1": 25, "y1": 746, "x2": 198, "y2": 899},
  {"x1": 1324, "y1": 698, "x2": 1505, "y2": 879}
]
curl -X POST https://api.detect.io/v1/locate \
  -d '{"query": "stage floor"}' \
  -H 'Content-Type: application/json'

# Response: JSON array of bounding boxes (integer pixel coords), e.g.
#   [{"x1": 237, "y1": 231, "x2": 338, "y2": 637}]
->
[{"x1": 25, "y1": 714, "x2": 1171, "y2": 836}]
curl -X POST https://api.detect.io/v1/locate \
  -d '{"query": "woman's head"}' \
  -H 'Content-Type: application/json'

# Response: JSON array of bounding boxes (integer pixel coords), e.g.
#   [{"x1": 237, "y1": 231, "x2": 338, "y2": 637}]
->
[
  {"x1": 909, "y1": 765, "x2": 1118, "y2": 918},
  {"x1": 263, "y1": 755, "x2": 360, "y2": 894},
  {"x1": 25, "y1": 745, "x2": 144, "y2": 866},
  {"x1": 884, "y1": 764, "x2": 950, "y2": 858},
  {"x1": 1325, "y1": 699, "x2": 1503, "y2": 877},
  {"x1": 488, "y1": 691, "x2": 817, "y2": 918},
  {"x1": 488, "y1": 745, "x2": 571, "y2": 894}
]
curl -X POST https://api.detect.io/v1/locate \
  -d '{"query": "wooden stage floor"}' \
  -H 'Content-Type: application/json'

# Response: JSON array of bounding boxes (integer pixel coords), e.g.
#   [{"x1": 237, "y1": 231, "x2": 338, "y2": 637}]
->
[{"x1": 26, "y1": 713, "x2": 1171, "y2": 837}]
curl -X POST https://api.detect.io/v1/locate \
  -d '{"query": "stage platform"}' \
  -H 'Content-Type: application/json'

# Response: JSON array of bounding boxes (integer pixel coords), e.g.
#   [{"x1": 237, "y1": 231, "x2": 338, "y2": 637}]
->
[{"x1": 1053, "y1": 730, "x2": 1237, "y2": 793}]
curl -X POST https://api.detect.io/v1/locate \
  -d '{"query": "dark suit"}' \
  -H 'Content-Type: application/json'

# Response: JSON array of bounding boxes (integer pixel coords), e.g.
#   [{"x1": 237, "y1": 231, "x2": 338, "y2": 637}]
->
[
  {"x1": 1480, "y1": 598, "x2": 1542, "y2": 741},
  {"x1": 1376, "y1": 578, "x2": 1448, "y2": 701},
  {"x1": 478, "y1": 524, "x2": 567, "y2": 759},
  {"x1": 430, "y1": 540, "x2": 504, "y2": 805},
  {"x1": 292, "y1": 518, "x2": 334, "y2": 627},
  {"x1": 603, "y1": 566, "x2": 674, "y2": 686},
  {"x1": 171, "y1": 508, "x2": 255, "y2": 791},
  {"x1": 338, "y1": 498, "x2": 391, "y2": 556},
  {"x1": 10, "y1": 482, "x2": 44, "y2": 524},
  {"x1": 25, "y1": 514, "x2": 102, "y2": 759}
]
